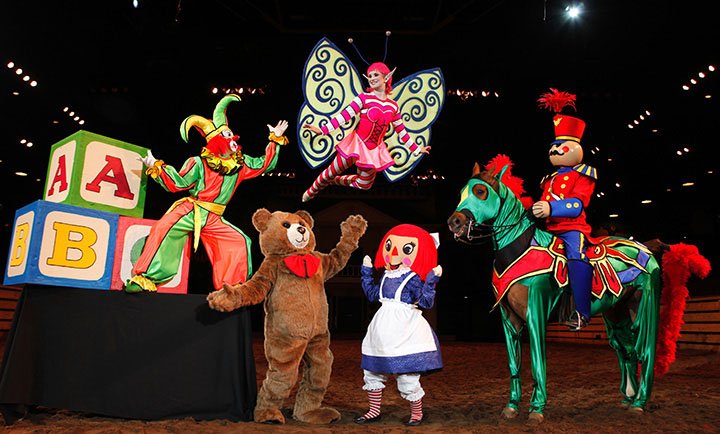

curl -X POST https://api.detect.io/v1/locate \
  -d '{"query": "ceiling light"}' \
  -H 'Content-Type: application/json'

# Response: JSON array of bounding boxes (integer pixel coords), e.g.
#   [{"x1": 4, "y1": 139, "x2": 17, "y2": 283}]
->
[
  {"x1": 30, "y1": 81, "x2": 37, "y2": 87},
  {"x1": 682, "y1": 85, "x2": 690, "y2": 90},
  {"x1": 26, "y1": 142, "x2": 33, "y2": 147},
  {"x1": 15, "y1": 172, "x2": 28, "y2": 177},
  {"x1": 705, "y1": 95, "x2": 712, "y2": 99},
  {"x1": 681, "y1": 182, "x2": 694, "y2": 187},
  {"x1": 609, "y1": 214, "x2": 619, "y2": 218},
  {"x1": 7, "y1": 61, "x2": 14, "y2": 68},
  {"x1": 20, "y1": 139, "x2": 27, "y2": 144},
  {"x1": 15, "y1": 68, "x2": 22, "y2": 75},
  {"x1": 22, "y1": 75, "x2": 30, "y2": 81},
  {"x1": 641, "y1": 200, "x2": 652, "y2": 204},
  {"x1": 566, "y1": 5, "x2": 581, "y2": 18},
  {"x1": 690, "y1": 78, "x2": 697, "y2": 84},
  {"x1": 12, "y1": 91, "x2": 19, "y2": 96},
  {"x1": 645, "y1": 110, "x2": 651, "y2": 116},
  {"x1": 709, "y1": 65, "x2": 716, "y2": 72},
  {"x1": 699, "y1": 72, "x2": 706, "y2": 78}
]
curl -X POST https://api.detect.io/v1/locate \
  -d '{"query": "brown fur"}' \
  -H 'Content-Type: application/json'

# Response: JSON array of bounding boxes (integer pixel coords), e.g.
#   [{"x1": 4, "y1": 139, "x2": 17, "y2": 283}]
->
[{"x1": 207, "y1": 209, "x2": 367, "y2": 424}]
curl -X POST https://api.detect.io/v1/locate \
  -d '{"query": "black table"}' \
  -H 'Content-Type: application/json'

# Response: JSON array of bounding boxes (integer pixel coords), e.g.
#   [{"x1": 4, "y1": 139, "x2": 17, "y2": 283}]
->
[{"x1": 0, "y1": 285, "x2": 256, "y2": 424}]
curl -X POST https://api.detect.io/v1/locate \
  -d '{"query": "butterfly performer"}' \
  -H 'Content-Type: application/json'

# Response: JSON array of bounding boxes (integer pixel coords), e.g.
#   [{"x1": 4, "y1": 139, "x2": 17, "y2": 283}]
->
[{"x1": 298, "y1": 32, "x2": 445, "y2": 201}]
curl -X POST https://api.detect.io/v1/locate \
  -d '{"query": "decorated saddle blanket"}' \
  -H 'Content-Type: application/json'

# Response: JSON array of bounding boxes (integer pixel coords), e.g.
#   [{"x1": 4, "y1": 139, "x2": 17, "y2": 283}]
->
[{"x1": 492, "y1": 235, "x2": 653, "y2": 306}]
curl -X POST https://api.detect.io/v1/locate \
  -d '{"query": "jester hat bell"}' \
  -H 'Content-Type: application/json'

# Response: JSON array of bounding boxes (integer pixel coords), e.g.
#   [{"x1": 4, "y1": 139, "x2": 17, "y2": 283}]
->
[
  {"x1": 538, "y1": 88, "x2": 586, "y2": 143},
  {"x1": 180, "y1": 94, "x2": 241, "y2": 155}
]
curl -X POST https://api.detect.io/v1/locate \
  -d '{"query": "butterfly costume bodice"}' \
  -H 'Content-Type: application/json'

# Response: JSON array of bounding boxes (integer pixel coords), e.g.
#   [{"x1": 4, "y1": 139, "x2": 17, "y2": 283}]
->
[{"x1": 320, "y1": 92, "x2": 417, "y2": 151}]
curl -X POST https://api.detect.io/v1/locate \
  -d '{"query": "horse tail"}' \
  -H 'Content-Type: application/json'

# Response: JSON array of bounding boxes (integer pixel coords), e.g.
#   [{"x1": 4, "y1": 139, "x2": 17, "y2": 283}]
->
[{"x1": 655, "y1": 242, "x2": 712, "y2": 377}]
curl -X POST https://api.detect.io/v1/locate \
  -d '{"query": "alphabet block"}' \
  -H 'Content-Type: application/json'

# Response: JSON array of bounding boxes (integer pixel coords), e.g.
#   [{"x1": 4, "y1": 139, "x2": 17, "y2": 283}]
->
[
  {"x1": 4, "y1": 200, "x2": 118, "y2": 289},
  {"x1": 110, "y1": 216, "x2": 191, "y2": 294},
  {"x1": 44, "y1": 130, "x2": 149, "y2": 218}
]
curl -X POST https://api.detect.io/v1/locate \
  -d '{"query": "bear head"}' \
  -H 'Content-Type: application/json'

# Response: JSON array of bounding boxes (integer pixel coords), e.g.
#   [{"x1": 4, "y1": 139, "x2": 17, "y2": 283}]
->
[{"x1": 252, "y1": 208, "x2": 316, "y2": 256}]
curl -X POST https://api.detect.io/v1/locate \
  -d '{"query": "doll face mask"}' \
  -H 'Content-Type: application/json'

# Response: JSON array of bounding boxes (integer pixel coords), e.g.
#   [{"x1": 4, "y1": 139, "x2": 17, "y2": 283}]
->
[{"x1": 383, "y1": 234, "x2": 419, "y2": 271}]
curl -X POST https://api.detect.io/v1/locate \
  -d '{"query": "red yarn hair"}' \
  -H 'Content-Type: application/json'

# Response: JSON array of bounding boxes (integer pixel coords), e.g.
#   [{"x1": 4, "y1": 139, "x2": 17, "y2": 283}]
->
[{"x1": 374, "y1": 224, "x2": 437, "y2": 281}]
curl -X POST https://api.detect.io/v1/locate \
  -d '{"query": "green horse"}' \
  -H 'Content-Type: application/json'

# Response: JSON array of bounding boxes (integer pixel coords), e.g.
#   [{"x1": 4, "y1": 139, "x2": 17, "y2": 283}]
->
[{"x1": 447, "y1": 158, "x2": 709, "y2": 424}]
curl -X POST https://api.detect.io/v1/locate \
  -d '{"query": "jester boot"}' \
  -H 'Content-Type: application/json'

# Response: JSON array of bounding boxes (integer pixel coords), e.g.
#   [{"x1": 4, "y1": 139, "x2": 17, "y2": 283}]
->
[{"x1": 566, "y1": 260, "x2": 593, "y2": 331}]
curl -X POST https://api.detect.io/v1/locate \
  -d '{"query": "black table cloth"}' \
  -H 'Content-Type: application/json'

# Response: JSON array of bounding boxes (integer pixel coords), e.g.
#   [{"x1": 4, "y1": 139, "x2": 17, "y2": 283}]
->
[{"x1": 0, "y1": 285, "x2": 256, "y2": 424}]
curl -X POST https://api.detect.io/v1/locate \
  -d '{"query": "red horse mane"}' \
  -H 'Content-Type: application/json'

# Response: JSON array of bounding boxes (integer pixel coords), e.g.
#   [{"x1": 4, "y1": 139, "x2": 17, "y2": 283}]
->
[{"x1": 485, "y1": 154, "x2": 534, "y2": 209}]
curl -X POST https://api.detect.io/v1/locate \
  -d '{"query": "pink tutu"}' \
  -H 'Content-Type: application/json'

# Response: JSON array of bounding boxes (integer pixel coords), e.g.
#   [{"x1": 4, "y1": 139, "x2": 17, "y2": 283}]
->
[{"x1": 336, "y1": 131, "x2": 394, "y2": 172}]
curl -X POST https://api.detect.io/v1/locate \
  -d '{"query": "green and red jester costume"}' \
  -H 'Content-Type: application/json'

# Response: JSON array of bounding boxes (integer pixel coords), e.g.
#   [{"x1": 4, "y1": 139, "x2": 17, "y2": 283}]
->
[{"x1": 125, "y1": 94, "x2": 288, "y2": 293}]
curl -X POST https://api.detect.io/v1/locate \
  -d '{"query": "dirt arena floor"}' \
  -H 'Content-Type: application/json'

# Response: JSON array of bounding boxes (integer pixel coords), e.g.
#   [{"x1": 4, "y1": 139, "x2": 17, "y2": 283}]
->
[{"x1": 2, "y1": 337, "x2": 719, "y2": 433}]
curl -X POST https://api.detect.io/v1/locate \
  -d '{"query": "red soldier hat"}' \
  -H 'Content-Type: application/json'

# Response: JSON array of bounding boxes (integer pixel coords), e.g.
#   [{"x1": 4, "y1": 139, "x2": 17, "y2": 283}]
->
[
  {"x1": 553, "y1": 114, "x2": 585, "y2": 143},
  {"x1": 538, "y1": 88, "x2": 585, "y2": 143}
]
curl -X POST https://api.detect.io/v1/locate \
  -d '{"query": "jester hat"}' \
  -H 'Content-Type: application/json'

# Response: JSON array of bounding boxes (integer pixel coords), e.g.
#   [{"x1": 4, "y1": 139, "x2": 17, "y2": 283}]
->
[{"x1": 180, "y1": 94, "x2": 241, "y2": 156}]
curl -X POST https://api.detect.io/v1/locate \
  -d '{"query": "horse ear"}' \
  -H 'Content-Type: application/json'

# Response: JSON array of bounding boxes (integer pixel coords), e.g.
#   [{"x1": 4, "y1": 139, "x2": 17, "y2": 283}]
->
[
  {"x1": 472, "y1": 162, "x2": 481, "y2": 176},
  {"x1": 496, "y1": 164, "x2": 510, "y2": 181}
]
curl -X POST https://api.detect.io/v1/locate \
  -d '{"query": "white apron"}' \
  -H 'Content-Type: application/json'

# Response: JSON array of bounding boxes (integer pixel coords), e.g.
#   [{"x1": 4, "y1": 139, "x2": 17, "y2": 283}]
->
[{"x1": 361, "y1": 271, "x2": 438, "y2": 358}]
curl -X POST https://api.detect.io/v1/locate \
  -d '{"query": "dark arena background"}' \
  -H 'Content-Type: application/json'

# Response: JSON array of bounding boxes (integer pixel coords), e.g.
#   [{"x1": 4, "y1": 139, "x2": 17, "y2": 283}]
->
[{"x1": 1, "y1": 1, "x2": 718, "y2": 432}]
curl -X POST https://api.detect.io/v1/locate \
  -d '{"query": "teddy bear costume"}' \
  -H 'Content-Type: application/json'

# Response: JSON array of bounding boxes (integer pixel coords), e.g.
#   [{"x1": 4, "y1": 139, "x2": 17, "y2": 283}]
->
[{"x1": 207, "y1": 209, "x2": 367, "y2": 424}]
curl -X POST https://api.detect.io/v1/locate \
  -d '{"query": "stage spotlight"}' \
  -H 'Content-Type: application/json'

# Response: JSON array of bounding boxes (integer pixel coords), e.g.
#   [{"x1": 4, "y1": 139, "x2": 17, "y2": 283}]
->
[{"x1": 566, "y1": 4, "x2": 582, "y2": 18}]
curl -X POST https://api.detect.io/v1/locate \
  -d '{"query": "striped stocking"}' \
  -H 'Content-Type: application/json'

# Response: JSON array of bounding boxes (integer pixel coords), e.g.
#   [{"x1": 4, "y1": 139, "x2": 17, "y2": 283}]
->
[
  {"x1": 304, "y1": 153, "x2": 354, "y2": 199},
  {"x1": 360, "y1": 388, "x2": 383, "y2": 420},
  {"x1": 409, "y1": 398, "x2": 423, "y2": 422}
]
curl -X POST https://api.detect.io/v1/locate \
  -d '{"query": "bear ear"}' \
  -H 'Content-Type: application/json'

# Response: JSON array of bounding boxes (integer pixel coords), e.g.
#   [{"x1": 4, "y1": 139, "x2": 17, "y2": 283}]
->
[
  {"x1": 252, "y1": 208, "x2": 272, "y2": 232},
  {"x1": 295, "y1": 210, "x2": 314, "y2": 229}
]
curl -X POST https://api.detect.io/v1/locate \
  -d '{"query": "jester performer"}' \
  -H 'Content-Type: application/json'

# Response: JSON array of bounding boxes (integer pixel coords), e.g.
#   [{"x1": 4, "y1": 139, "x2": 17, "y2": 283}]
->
[
  {"x1": 124, "y1": 94, "x2": 289, "y2": 293},
  {"x1": 533, "y1": 88, "x2": 597, "y2": 330},
  {"x1": 297, "y1": 33, "x2": 445, "y2": 201}
]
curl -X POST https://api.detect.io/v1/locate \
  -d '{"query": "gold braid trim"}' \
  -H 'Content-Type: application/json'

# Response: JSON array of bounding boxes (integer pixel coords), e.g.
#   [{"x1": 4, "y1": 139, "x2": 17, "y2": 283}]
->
[
  {"x1": 145, "y1": 160, "x2": 165, "y2": 178},
  {"x1": 129, "y1": 275, "x2": 158, "y2": 292},
  {"x1": 268, "y1": 132, "x2": 289, "y2": 146}
]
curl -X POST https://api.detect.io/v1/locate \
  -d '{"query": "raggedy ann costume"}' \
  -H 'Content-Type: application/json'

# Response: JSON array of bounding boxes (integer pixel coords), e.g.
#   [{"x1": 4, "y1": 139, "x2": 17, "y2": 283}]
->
[
  {"x1": 125, "y1": 94, "x2": 289, "y2": 293},
  {"x1": 297, "y1": 33, "x2": 445, "y2": 201},
  {"x1": 355, "y1": 224, "x2": 442, "y2": 427},
  {"x1": 533, "y1": 88, "x2": 597, "y2": 330}
]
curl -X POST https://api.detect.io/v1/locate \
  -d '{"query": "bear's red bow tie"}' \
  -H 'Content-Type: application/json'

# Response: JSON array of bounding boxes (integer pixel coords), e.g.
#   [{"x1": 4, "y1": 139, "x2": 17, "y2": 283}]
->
[{"x1": 283, "y1": 254, "x2": 320, "y2": 278}]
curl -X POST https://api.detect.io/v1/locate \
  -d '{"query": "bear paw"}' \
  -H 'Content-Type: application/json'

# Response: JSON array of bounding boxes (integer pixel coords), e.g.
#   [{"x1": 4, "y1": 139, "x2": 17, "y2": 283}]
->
[
  {"x1": 294, "y1": 406, "x2": 341, "y2": 424},
  {"x1": 255, "y1": 407, "x2": 285, "y2": 424}
]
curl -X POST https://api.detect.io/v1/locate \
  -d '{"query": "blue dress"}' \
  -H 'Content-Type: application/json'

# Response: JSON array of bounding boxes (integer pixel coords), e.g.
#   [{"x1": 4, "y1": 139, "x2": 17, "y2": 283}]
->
[{"x1": 360, "y1": 266, "x2": 443, "y2": 374}]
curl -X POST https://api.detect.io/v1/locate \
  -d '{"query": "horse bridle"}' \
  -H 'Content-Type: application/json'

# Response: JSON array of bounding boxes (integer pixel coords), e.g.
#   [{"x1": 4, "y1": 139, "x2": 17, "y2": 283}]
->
[
  {"x1": 453, "y1": 212, "x2": 528, "y2": 245},
  {"x1": 453, "y1": 193, "x2": 533, "y2": 245}
]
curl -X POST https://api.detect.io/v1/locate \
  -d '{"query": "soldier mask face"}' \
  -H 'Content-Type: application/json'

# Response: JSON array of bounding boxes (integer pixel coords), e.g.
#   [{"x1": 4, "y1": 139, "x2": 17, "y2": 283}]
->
[{"x1": 549, "y1": 140, "x2": 583, "y2": 167}]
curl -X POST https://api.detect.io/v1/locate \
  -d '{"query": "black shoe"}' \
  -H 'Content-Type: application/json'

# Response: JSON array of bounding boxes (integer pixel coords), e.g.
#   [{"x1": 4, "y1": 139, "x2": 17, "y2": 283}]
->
[
  {"x1": 404, "y1": 416, "x2": 424, "y2": 426},
  {"x1": 354, "y1": 414, "x2": 381, "y2": 424},
  {"x1": 565, "y1": 311, "x2": 589, "y2": 331}
]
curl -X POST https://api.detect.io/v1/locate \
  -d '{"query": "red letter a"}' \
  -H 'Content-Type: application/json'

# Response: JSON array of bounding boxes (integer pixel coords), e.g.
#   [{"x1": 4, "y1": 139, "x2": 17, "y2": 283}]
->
[
  {"x1": 48, "y1": 154, "x2": 69, "y2": 196},
  {"x1": 85, "y1": 155, "x2": 135, "y2": 200}
]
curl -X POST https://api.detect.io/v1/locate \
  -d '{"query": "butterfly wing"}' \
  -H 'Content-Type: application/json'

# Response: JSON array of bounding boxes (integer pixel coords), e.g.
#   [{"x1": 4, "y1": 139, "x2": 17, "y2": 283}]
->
[
  {"x1": 382, "y1": 68, "x2": 445, "y2": 183},
  {"x1": 297, "y1": 38, "x2": 364, "y2": 169}
]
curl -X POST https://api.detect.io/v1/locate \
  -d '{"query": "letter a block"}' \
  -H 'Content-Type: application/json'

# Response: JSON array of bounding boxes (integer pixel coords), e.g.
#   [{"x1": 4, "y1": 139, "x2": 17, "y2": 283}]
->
[
  {"x1": 110, "y1": 216, "x2": 191, "y2": 294},
  {"x1": 4, "y1": 200, "x2": 118, "y2": 289},
  {"x1": 44, "y1": 130, "x2": 149, "y2": 218}
]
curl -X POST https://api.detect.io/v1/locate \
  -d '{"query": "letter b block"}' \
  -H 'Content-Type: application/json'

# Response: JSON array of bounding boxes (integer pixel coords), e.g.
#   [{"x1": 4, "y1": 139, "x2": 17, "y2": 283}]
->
[
  {"x1": 44, "y1": 130, "x2": 149, "y2": 218},
  {"x1": 4, "y1": 200, "x2": 118, "y2": 289}
]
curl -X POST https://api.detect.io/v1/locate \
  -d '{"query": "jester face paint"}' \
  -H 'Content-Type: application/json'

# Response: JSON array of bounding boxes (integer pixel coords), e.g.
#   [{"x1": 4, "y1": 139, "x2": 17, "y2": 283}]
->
[{"x1": 382, "y1": 234, "x2": 419, "y2": 271}]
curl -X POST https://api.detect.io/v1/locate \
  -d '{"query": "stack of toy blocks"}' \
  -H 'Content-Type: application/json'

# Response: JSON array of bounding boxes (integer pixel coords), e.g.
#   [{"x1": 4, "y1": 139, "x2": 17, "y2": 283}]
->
[{"x1": 4, "y1": 130, "x2": 190, "y2": 293}]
